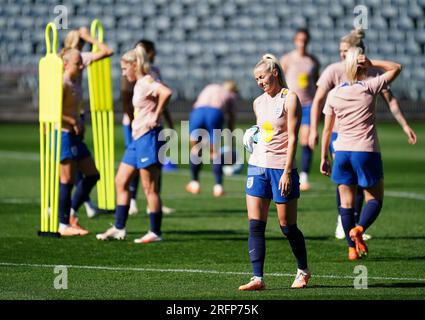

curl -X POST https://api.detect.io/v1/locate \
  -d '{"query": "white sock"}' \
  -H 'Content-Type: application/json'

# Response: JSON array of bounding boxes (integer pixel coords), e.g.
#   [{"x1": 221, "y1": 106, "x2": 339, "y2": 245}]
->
[{"x1": 253, "y1": 276, "x2": 263, "y2": 281}]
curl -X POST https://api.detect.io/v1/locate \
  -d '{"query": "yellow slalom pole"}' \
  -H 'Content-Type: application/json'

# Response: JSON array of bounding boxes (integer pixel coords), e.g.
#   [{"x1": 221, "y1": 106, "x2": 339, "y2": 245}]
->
[
  {"x1": 108, "y1": 110, "x2": 115, "y2": 209},
  {"x1": 38, "y1": 22, "x2": 62, "y2": 237}
]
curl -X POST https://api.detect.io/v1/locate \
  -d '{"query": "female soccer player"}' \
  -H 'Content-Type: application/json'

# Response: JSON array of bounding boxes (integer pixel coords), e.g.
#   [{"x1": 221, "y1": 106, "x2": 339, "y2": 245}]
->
[
  {"x1": 320, "y1": 48, "x2": 402, "y2": 260},
  {"x1": 62, "y1": 27, "x2": 113, "y2": 221},
  {"x1": 309, "y1": 28, "x2": 417, "y2": 241},
  {"x1": 120, "y1": 39, "x2": 174, "y2": 216},
  {"x1": 186, "y1": 80, "x2": 238, "y2": 197},
  {"x1": 239, "y1": 54, "x2": 310, "y2": 291},
  {"x1": 280, "y1": 28, "x2": 320, "y2": 191},
  {"x1": 58, "y1": 48, "x2": 100, "y2": 236},
  {"x1": 96, "y1": 46, "x2": 172, "y2": 243}
]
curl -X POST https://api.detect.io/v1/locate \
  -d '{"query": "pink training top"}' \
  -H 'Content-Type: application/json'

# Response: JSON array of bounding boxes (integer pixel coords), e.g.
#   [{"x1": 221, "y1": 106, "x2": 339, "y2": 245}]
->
[
  {"x1": 323, "y1": 74, "x2": 388, "y2": 152},
  {"x1": 317, "y1": 61, "x2": 388, "y2": 132},
  {"x1": 122, "y1": 65, "x2": 162, "y2": 125},
  {"x1": 193, "y1": 84, "x2": 237, "y2": 113},
  {"x1": 81, "y1": 52, "x2": 97, "y2": 67},
  {"x1": 249, "y1": 88, "x2": 294, "y2": 169},
  {"x1": 281, "y1": 50, "x2": 319, "y2": 106},
  {"x1": 131, "y1": 74, "x2": 161, "y2": 140}
]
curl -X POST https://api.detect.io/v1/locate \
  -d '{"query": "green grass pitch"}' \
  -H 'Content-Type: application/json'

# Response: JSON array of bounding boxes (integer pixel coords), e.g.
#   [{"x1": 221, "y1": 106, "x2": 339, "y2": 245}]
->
[{"x1": 0, "y1": 122, "x2": 424, "y2": 300}]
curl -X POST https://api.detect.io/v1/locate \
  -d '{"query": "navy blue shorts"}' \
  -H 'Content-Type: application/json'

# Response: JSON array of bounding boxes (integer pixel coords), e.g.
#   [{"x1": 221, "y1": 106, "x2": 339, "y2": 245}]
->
[
  {"x1": 121, "y1": 127, "x2": 165, "y2": 169},
  {"x1": 301, "y1": 104, "x2": 312, "y2": 126},
  {"x1": 60, "y1": 131, "x2": 91, "y2": 162},
  {"x1": 245, "y1": 165, "x2": 300, "y2": 203},
  {"x1": 332, "y1": 151, "x2": 383, "y2": 188},
  {"x1": 189, "y1": 107, "x2": 224, "y2": 144}
]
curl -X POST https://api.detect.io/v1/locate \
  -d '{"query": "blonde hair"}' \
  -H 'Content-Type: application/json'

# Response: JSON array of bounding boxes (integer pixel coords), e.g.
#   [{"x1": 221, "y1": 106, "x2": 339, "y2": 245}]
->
[
  {"x1": 59, "y1": 47, "x2": 80, "y2": 62},
  {"x1": 64, "y1": 30, "x2": 81, "y2": 49},
  {"x1": 254, "y1": 53, "x2": 286, "y2": 87},
  {"x1": 222, "y1": 79, "x2": 239, "y2": 94},
  {"x1": 340, "y1": 28, "x2": 365, "y2": 51},
  {"x1": 121, "y1": 46, "x2": 150, "y2": 76},
  {"x1": 345, "y1": 47, "x2": 365, "y2": 85}
]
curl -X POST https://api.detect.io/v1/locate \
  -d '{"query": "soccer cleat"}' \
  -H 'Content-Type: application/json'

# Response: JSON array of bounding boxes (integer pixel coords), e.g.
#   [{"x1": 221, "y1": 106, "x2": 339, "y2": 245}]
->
[
  {"x1": 362, "y1": 233, "x2": 372, "y2": 241},
  {"x1": 335, "y1": 215, "x2": 345, "y2": 240},
  {"x1": 238, "y1": 277, "x2": 266, "y2": 291},
  {"x1": 134, "y1": 231, "x2": 162, "y2": 244},
  {"x1": 348, "y1": 247, "x2": 360, "y2": 261},
  {"x1": 129, "y1": 198, "x2": 139, "y2": 216},
  {"x1": 349, "y1": 226, "x2": 368, "y2": 258},
  {"x1": 299, "y1": 172, "x2": 311, "y2": 191},
  {"x1": 84, "y1": 200, "x2": 98, "y2": 218},
  {"x1": 96, "y1": 225, "x2": 126, "y2": 241},
  {"x1": 69, "y1": 215, "x2": 89, "y2": 235},
  {"x1": 146, "y1": 205, "x2": 175, "y2": 215},
  {"x1": 291, "y1": 269, "x2": 311, "y2": 288},
  {"x1": 213, "y1": 184, "x2": 225, "y2": 197},
  {"x1": 185, "y1": 181, "x2": 201, "y2": 194},
  {"x1": 59, "y1": 225, "x2": 88, "y2": 237}
]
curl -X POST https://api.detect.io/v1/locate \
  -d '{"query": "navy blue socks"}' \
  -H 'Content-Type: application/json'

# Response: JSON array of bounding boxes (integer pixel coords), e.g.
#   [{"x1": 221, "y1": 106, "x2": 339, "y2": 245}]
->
[
  {"x1": 129, "y1": 175, "x2": 139, "y2": 200},
  {"x1": 115, "y1": 205, "x2": 130, "y2": 229},
  {"x1": 354, "y1": 186, "x2": 365, "y2": 224},
  {"x1": 149, "y1": 211, "x2": 163, "y2": 236},
  {"x1": 339, "y1": 207, "x2": 356, "y2": 247},
  {"x1": 189, "y1": 159, "x2": 202, "y2": 181},
  {"x1": 359, "y1": 199, "x2": 382, "y2": 231},
  {"x1": 59, "y1": 183, "x2": 73, "y2": 224},
  {"x1": 301, "y1": 145, "x2": 313, "y2": 173},
  {"x1": 212, "y1": 163, "x2": 223, "y2": 185},
  {"x1": 280, "y1": 224, "x2": 308, "y2": 270},
  {"x1": 71, "y1": 174, "x2": 100, "y2": 212},
  {"x1": 248, "y1": 220, "x2": 267, "y2": 277}
]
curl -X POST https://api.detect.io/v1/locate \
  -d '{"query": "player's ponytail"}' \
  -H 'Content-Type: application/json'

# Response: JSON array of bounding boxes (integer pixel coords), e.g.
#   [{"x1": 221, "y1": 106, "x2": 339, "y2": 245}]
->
[
  {"x1": 345, "y1": 47, "x2": 363, "y2": 85},
  {"x1": 121, "y1": 46, "x2": 151, "y2": 77},
  {"x1": 341, "y1": 27, "x2": 366, "y2": 51},
  {"x1": 254, "y1": 53, "x2": 286, "y2": 87},
  {"x1": 64, "y1": 29, "x2": 81, "y2": 49}
]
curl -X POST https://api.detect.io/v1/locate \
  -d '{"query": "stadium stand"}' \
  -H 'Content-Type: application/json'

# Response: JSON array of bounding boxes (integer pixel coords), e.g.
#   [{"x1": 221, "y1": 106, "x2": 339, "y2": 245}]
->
[{"x1": 0, "y1": 0, "x2": 424, "y2": 121}]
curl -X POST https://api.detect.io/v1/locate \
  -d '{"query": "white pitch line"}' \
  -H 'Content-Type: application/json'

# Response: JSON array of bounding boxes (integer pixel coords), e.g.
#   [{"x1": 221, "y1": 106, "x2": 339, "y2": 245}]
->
[{"x1": 0, "y1": 262, "x2": 425, "y2": 282}]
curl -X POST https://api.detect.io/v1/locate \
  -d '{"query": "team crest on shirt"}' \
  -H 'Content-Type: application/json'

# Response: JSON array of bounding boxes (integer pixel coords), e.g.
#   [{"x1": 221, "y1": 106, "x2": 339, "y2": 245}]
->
[
  {"x1": 261, "y1": 121, "x2": 274, "y2": 143},
  {"x1": 246, "y1": 177, "x2": 254, "y2": 189}
]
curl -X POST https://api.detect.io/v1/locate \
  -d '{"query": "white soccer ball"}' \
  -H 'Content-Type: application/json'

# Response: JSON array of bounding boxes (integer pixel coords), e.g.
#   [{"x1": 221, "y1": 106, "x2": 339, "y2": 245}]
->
[{"x1": 243, "y1": 125, "x2": 260, "y2": 153}]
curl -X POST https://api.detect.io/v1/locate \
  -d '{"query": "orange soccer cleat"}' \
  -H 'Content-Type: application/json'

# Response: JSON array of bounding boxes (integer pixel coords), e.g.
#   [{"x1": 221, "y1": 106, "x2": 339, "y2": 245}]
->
[
  {"x1": 69, "y1": 216, "x2": 89, "y2": 236},
  {"x1": 348, "y1": 247, "x2": 360, "y2": 261},
  {"x1": 185, "y1": 181, "x2": 201, "y2": 194},
  {"x1": 349, "y1": 226, "x2": 368, "y2": 258},
  {"x1": 239, "y1": 277, "x2": 266, "y2": 291},
  {"x1": 291, "y1": 269, "x2": 311, "y2": 288}
]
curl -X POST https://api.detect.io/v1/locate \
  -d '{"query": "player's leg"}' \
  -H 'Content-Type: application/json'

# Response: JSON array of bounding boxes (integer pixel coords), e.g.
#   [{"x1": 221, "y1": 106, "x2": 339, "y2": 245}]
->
[
  {"x1": 71, "y1": 156, "x2": 100, "y2": 221},
  {"x1": 239, "y1": 165, "x2": 271, "y2": 291},
  {"x1": 207, "y1": 109, "x2": 225, "y2": 197},
  {"x1": 123, "y1": 122, "x2": 139, "y2": 215},
  {"x1": 96, "y1": 162, "x2": 136, "y2": 240},
  {"x1": 186, "y1": 109, "x2": 203, "y2": 194},
  {"x1": 135, "y1": 165, "x2": 163, "y2": 243},
  {"x1": 299, "y1": 105, "x2": 313, "y2": 191}
]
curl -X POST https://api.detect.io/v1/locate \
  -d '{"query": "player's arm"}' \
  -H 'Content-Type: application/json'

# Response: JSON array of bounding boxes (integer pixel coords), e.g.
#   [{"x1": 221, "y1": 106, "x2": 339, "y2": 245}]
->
[
  {"x1": 380, "y1": 90, "x2": 417, "y2": 144},
  {"x1": 149, "y1": 83, "x2": 173, "y2": 129},
  {"x1": 79, "y1": 27, "x2": 113, "y2": 61},
  {"x1": 309, "y1": 86, "x2": 329, "y2": 149},
  {"x1": 368, "y1": 58, "x2": 402, "y2": 84},
  {"x1": 320, "y1": 113, "x2": 335, "y2": 177},
  {"x1": 280, "y1": 54, "x2": 289, "y2": 74},
  {"x1": 279, "y1": 92, "x2": 301, "y2": 196},
  {"x1": 121, "y1": 76, "x2": 134, "y2": 122}
]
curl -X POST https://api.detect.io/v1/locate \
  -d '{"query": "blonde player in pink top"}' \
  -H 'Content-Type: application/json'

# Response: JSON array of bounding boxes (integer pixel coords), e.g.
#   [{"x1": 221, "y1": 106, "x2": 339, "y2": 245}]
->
[
  {"x1": 310, "y1": 29, "x2": 417, "y2": 241},
  {"x1": 61, "y1": 27, "x2": 114, "y2": 222},
  {"x1": 239, "y1": 54, "x2": 310, "y2": 291},
  {"x1": 280, "y1": 28, "x2": 320, "y2": 191},
  {"x1": 121, "y1": 39, "x2": 175, "y2": 216},
  {"x1": 96, "y1": 46, "x2": 173, "y2": 243},
  {"x1": 321, "y1": 48, "x2": 402, "y2": 260},
  {"x1": 186, "y1": 80, "x2": 238, "y2": 197}
]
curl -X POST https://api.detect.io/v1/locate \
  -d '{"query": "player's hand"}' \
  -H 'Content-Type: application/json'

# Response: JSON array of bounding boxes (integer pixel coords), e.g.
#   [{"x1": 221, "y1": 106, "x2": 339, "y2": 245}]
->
[
  {"x1": 73, "y1": 121, "x2": 84, "y2": 136},
  {"x1": 404, "y1": 126, "x2": 417, "y2": 145},
  {"x1": 320, "y1": 158, "x2": 331, "y2": 176},
  {"x1": 357, "y1": 54, "x2": 371, "y2": 69},
  {"x1": 308, "y1": 130, "x2": 319, "y2": 150},
  {"x1": 278, "y1": 172, "x2": 292, "y2": 196}
]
